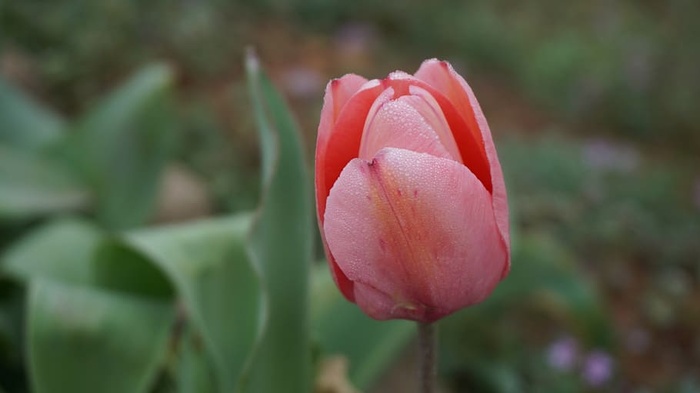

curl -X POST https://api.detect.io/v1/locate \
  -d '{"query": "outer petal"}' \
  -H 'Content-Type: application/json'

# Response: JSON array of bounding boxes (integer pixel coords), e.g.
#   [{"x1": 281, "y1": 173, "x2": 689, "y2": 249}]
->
[
  {"x1": 316, "y1": 74, "x2": 368, "y2": 151},
  {"x1": 315, "y1": 76, "x2": 370, "y2": 204},
  {"x1": 315, "y1": 79, "x2": 385, "y2": 300},
  {"x1": 415, "y1": 59, "x2": 510, "y2": 271},
  {"x1": 323, "y1": 148, "x2": 507, "y2": 322},
  {"x1": 315, "y1": 74, "x2": 369, "y2": 301},
  {"x1": 316, "y1": 79, "x2": 384, "y2": 224}
]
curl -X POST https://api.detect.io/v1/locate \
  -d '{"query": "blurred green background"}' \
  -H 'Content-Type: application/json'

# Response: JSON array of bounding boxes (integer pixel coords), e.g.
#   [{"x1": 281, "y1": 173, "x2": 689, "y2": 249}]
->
[{"x1": 1, "y1": 0, "x2": 699, "y2": 392}]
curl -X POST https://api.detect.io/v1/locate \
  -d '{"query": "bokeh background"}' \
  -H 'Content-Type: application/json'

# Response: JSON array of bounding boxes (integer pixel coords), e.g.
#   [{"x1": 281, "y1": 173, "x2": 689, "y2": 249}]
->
[{"x1": 1, "y1": 1, "x2": 699, "y2": 392}]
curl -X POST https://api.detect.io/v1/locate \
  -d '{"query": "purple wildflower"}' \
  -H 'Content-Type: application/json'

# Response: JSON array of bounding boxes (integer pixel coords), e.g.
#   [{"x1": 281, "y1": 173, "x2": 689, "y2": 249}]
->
[
  {"x1": 547, "y1": 336, "x2": 578, "y2": 371},
  {"x1": 582, "y1": 350, "x2": 614, "y2": 388}
]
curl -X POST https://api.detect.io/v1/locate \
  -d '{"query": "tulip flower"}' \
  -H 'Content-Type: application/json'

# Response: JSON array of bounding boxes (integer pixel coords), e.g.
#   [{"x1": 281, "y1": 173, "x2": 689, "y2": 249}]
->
[{"x1": 315, "y1": 59, "x2": 510, "y2": 323}]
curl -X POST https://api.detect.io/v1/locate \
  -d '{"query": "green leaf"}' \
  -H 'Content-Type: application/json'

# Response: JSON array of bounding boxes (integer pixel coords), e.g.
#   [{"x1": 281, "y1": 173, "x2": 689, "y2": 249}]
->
[
  {"x1": 0, "y1": 77, "x2": 65, "y2": 151},
  {"x1": 99, "y1": 215, "x2": 263, "y2": 393},
  {"x1": 242, "y1": 51, "x2": 313, "y2": 393},
  {"x1": 175, "y1": 326, "x2": 216, "y2": 393},
  {"x1": 311, "y1": 265, "x2": 414, "y2": 389},
  {"x1": 2, "y1": 218, "x2": 175, "y2": 393},
  {"x1": 65, "y1": 63, "x2": 177, "y2": 229},
  {"x1": 0, "y1": 279, "x2": 25, "y2": 382},
  {"x1": 28, "y1": 279, "x2": 174, "y2": 393},
  {"x1": 94, "y1": 241, "x2": 174, "y2": 299},
  {"x1": 1, "y1": 218, "x2": 100, "y2": 285},
  {"x1": 0, "y1": 146, "x2": 90, "y2": 221}
]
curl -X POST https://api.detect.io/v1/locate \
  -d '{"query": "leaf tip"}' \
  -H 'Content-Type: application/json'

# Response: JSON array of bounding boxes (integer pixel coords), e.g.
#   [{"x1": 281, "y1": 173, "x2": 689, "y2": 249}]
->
[{"x1": 245, "y1": 47, "x2": 260, "y2": 75}]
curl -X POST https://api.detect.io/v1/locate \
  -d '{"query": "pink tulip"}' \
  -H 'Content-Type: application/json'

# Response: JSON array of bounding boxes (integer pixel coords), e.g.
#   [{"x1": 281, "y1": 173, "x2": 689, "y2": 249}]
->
[{"x1": 315, "y1": 59, "x2": 510, "y2": 323}]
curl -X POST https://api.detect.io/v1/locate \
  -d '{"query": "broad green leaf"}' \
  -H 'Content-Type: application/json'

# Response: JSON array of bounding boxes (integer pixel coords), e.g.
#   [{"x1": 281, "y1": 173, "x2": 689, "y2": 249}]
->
[
  {"x1": 242, "y1": 51, "x2": 313, "y2": 393},
  {"x1": 28, "y1": 279, "x2": 174, "y2": 393},
  {"x1": 175, "y1": 326, "x2": 216, "y2": 393},
  {"x1": 311, "y1": 264, "x2": 414, "y2": 389},
  {"x1": 0, "y1": 279, "x2": 25, "y2": 384},
  {"x1": 98, "y1": 215, "x2": 263, "y2": 393},
  {"x1": 0, "y1": 77, "x2": 65, "y2": 151},
  {"x1": 0, "y1": 146, "x2": 89, "y2": 220},
  {"x1": 94, "y1": 240, "x2": 173, "y2": 299},
  {"x1": 64, "y1": 63, "x2": 177, "y2": 230},
  {"x1": 1, "y1": 218, "x2": 99, "y2": 285}
]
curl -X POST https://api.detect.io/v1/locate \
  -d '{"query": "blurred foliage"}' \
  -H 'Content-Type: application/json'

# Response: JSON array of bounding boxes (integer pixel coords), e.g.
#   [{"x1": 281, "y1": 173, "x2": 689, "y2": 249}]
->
[
  {"x1": 0, "y1": 63, "x2": 175, "y2": 228},
  {"x1": 286, "y1": 0, "x2": 700, "y2": 152},
  {"x1": 2, "y1": 0, "x2": 699, "y2": 151},
  {"x1": 28, "y1": 279, "x2": 174, "y2": 393},
  {"x1": 61, "y1": 64, "x2": 177, "y2": 229},
  {"x1": 0, "y1": 0, "x2": 698, "y2": 392},
  {"x1": 0, "y1": 51, "x2": 423, "y2": 393},
  {"x1": 241, "y1": 52, "x2": 313, "y2": 393},
  {"x1": 501, "y1": 135, "x2": 699, "y2": 271},
  {"x1": 0, "y1": 77, "x2": 64, "y2": 150}
]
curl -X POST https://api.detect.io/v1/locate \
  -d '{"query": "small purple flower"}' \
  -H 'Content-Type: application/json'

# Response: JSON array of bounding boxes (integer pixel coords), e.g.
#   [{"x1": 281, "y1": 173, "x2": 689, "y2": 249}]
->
[
  {"x1": 547, "y1": 336, "x2": 578, "y2": 371},
  {"x1": 582, "y1": 350, "x2": 614, "y2": 388}
]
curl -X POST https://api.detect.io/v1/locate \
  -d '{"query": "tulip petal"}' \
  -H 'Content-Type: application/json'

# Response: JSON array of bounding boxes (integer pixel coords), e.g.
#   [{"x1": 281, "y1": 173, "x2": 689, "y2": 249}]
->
[
  {"x1": 316, "y1": 80, "x2": 384, "y2": 224},
  {"x1": 323, "y1": 148, "x2": 507, "y2": 322},
  {"x1": 317, "y1": 74, "x2": 368, "y2": 150},
  {"x1": 406, "y1": 85, "x2": 464, "y2": 162},
  {"x1": 316, "y1": 77, "x2": 384, "y2": 301},
  {"x1": 382, "y1": 75, "x2": 493, "y2": 194},
  {"x1": 358, "y1": 87, "x2": 460, "y2": 162},
  {"x1": 415, "y1": 59, "x2": 510, "y2": 269}
]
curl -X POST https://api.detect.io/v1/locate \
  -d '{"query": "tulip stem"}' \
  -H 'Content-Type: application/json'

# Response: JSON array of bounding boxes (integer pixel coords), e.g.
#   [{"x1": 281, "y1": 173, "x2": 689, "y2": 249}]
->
[{"x1": 418, "y1": 322, "x2": 437, "y2": 393}]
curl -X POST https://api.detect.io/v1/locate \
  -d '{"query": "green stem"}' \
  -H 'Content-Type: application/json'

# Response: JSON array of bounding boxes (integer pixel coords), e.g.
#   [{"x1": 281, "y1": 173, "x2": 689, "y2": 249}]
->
[{"x1": 418, "y1": 322, "x2": 437, "y2": 393}]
